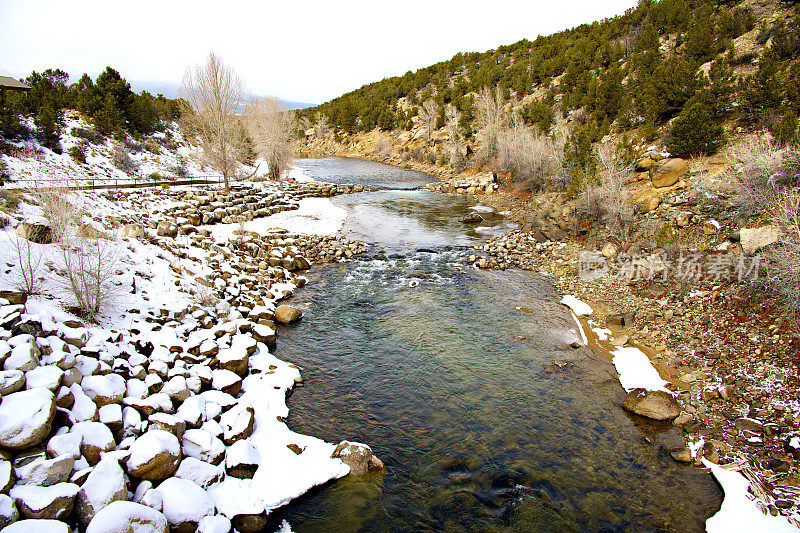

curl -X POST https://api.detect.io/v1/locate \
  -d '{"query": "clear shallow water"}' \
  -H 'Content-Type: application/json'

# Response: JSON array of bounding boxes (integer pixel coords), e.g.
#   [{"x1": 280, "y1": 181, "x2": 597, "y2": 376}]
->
[
  {"x1": 267, "y1": 159, "x2": 722, "y2": 532},
  {"x1": 295, "y1": 157, "x2": 436, "y2": 190}
]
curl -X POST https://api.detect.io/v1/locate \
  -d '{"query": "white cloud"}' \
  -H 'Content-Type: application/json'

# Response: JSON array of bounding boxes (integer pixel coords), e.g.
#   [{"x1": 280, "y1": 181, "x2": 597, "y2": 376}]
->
[{"x1": 0, "y1": 0, "x2": 637, "y2": 104}]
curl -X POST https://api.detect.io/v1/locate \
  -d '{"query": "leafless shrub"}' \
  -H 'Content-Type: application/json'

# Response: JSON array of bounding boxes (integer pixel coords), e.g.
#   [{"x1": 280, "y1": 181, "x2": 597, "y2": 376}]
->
[
  {"x1": 314, "y1": 113, "x2": 331, "y2": 140},
  {"x1": 445, "y1": 104, "x2": 465, "y2": 171},
  {"x1": 34, "y1": 187, "x2": 119, "y2": 320},
  {"x1": 113, "y1": 146, "x2": 140, "y2": 175},
  {"x1": 725, "y1": 136, "x2": 800, "y2": 218},
  {"x1": 476, "y1": 86, "x2": 506, "y2": 163},
  {"x1": 8, "y1": 231, "x2": 45, "y2": 295},
  {"x1": 767, "y1": 192, "x2": 800, "y2": 313},
  {"x1": 497, "y1": 114, "x2": 566, "y2": 191},
  {"x1": 595, "y1": 144, "x2": 635, "y2": 245},
  {"x1": 245, "y1": 97, "x2": 296, "y2": 180},
  {"x1": 59, "y1": 234, "x2": 119, "y2": 320},
  {"x1": 417, "y1": 99, "x2": 439, "y2": 146}
]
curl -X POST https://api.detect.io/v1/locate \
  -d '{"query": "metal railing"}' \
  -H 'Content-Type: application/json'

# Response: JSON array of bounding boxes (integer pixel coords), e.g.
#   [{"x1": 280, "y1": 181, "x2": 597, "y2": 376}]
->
[{"x1": 10, "y1": 173, "x2": 227, "y2": 191}]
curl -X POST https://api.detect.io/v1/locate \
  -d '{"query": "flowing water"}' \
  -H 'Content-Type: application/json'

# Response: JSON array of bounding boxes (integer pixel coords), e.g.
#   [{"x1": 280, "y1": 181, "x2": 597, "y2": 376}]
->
[{"x1": 268, "y1": 158, "x2": 722, "y2": 532}]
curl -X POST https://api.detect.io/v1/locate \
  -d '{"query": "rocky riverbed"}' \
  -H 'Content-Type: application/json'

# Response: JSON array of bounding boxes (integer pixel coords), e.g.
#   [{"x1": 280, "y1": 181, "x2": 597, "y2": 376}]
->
[
  {"x1": 464, "y1": 231, "x2": 800, "y2": 523},
  {"x1": 0, "y1": 178, "x2": 382, "y2": 532}
]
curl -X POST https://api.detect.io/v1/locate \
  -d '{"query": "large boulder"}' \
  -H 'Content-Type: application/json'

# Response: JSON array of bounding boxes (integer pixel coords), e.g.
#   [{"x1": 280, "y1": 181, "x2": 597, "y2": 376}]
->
[
  {"x1": 650, "y1": 158, "x2": 688, "y2": 188},
  {"x1": 126, "y1": 430, "x2": 181, "y2": 481},
  {"x1": 0, "y1": 388, "x2": 56, "y2": 449},
  {"x1": 156, "y1": 477, "x2": 216, "y2": 533},
  {"x1": 331, "y1": 441, "x2": 385, "y2": 475},
  {"x1": 86, "y1": 501, "x2": 169, "y2": 533},
  {"x1": 76, "y1": 456, "x2": 128, "y2": 525},
  {"x1": 219, "y1": 405, "x2": 254, "y2": 445},
  {"x1": 622, "y1": 389, "x2": 681, "y2": 420},
  {"x1": 122, "y1": 224, "x2": 146, "y2": 239},
  {"x1": 81, "y1": 374, "x2": 126, "y2": 406},
  {"x1": 70, "y1": 421, "x2": 116, "y2": 464},
  {"x1": 9, "y1": 482, "x2": 80, "y2": 520},
  {"x1": 15, "y1": 223, "x2": 52, "y2": 244},
  {"x1": 182, "y1": 429, "x2": 226, "y2": 465},
  {"x1": 275, "y1": 305, "x2": 302, "y2": 325},
  {"x1": 740, "y1": 225, "x2": 780, "y2": 255}
]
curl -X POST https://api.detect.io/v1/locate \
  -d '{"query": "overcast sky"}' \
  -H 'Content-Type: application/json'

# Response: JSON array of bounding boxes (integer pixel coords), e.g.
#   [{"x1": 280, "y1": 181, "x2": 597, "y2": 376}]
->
[{"x1": 0, "y1": 0, "x2": 637, "y2": 105}]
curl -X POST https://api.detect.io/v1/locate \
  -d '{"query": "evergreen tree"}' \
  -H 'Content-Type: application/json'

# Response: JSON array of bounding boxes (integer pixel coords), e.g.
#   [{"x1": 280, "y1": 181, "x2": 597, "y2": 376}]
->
[
  {"x1": 667, "y1": 100, "x2": 725, "y2": 156},
  {"x1": 94, "y1": 93, "x2": 125, "y2": 136},
  {"x1": 0, "y1": 88, "x2": 25, "y2": 139},
  {"x1": 34, "y1": 101, "x2": 64, "y2": 153},
  {"x1": 74, "y1": 73, "x2": 101, "y2": 116},
  {"x1": 706, "y1": 58, "x2": 735, "y2": 117},
  {"x1": 772, "y1": 108, "x2": 799, "y2": 146},
  {"x1": 684, "y1": 7, "x2": 717, "y2": 63},
  {"x1": 738, "y1": 51, "x2": 785, "y2": 113}
]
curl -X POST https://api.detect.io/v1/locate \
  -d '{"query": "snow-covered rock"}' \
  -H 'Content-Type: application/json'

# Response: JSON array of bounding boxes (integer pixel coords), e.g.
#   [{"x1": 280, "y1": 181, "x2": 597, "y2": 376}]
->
[
  {"x1": 70, "y1": 421, "x2": 116, "y2": 464},
  {"x1": 0, "y1": 369, "x2": 26, "y2": 395},
  {"x1": 211, "y1": 369, "x2": 242, "y2": 396},
  {"x1": 156, "y1": 477, "x2": 216, "y2": 532},
  {"x1": 0, "y1": 460, "x2": 15, "y2": 493},
  {"x1": 76, "y1": 456, "x2": 127, "y2": 525},
  {"x1": 0, "y1": 493, "x2": 18, "y2": 529},
  {"x1": 9, "y1": 482, "x2": 79, "y2": 520},
  {"x1": 197, "y1": 514, "x2": 232, "y2": 533},
  {"x1": 220, "y1": 404, "x2": 254, "y2": 445},
  {"x1": 69, "y1": 383, "x2": 99, "y2": 423},
  {"x1": 13, "y1": 454, "x2": 74, "y2": 486},
  {"x1": 81, "y1": 374, "x2": 126, "y2": 406},
  {"x1": 46, "y1": 432, "x2": 83, "y2": 460},
  {"x1": 330, "y1": 441, "x2": 384, "y2": 475},
  {"x1": 182, "y1": 429, "x2": 226, "y2": 465},
  {"x1": 0, "y1": 388, "x2": 56, "y2": 449},
  {"x1": 25, "y1": 365, "x2": 63, "y2": 391},
  {"x1": 2, "y1": 519, "x2": 70, "y2": 533},
  {"x1": 126, "y1": 430, "x2": 181, "y2": 481},
  {"x1": 225, "y1": 439, "x2": 259, "y2": 479},
  {"x1": 174, "y1": 457, "x2": 223, "y2": 488},
  {"x1": 85, "y1": 500, "x2": 168, "y2": 533}
]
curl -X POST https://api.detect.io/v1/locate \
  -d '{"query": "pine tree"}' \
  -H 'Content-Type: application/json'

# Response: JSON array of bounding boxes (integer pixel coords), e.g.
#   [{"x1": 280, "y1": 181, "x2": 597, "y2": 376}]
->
[
  {"x1": 34, "y1": 100, "x2": 64, "y2": 153},
  {"x1": 94, "y1": 93, "x2": 125, "y2": 136},
  {"x1": 667, "y1": 100, "x2": 725, "y2": 156}
]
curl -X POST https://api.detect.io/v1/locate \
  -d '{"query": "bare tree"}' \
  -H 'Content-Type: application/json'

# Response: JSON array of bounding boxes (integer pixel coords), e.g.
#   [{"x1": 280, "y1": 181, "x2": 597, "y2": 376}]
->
[
  {"x1": 181, "y1": 52, "x2": 247, "y2": 190},
  {"x1": 314, "y1": 113, "x2": 331, "y2": 139},
  {"x1": 9, "y1": 230, "x2": 45, "y2": 295},
  {"x1": 444, "y1": 104, "x2": 465, "y2": 171},
  {"x1": 476, "y1": 86, "x2": 506, "y2": 163},
  {"x1": 417, "y1": 99, "x2": 439, "y2": 146},
  {"x1": 245, "y1": 97, "x2": 296, "y2": 180},
  {"x1": 595, "y1": 144, "x2": 634, "y2": 244},
  {"x1": 498, "y1": 112, "x2": 565, "y2": 190}
]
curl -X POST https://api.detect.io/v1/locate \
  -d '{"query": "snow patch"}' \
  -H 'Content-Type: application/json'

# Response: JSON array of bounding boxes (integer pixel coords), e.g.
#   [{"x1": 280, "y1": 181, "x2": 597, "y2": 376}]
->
[
  {"x1": 703, "y1": 459, "x2": 799, "y2": 533},
  {"x1": 612, "y1": 346, "x2": 671, "y2": 393}
]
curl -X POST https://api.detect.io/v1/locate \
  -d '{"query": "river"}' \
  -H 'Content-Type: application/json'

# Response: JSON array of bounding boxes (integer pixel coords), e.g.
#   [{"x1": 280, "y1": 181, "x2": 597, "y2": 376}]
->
[{"x1": 267, "y1": 157, "x2": 722, "y2": 532}]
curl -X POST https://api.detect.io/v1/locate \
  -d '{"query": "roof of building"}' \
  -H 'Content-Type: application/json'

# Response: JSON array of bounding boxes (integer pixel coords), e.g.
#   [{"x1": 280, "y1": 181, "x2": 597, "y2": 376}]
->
[{"x1": 0, "y1": 76, "x2": 31, "y2": 91}]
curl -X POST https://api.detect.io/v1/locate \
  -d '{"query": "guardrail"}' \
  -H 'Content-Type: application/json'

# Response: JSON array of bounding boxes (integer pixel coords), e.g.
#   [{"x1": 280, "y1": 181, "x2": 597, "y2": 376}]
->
[{"x1": 10, "y1": 174, "x2": 227, "y2": 191}]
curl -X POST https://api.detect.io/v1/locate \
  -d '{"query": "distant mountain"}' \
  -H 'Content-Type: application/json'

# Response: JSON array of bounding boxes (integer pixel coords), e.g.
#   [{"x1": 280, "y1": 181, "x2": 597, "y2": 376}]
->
[{"x1": 130, "y1": 80, "x2": 315, "y2": 109}]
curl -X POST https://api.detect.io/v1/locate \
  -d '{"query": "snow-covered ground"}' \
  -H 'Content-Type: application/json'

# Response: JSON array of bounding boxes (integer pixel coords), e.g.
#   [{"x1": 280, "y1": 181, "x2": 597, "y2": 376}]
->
[{"x1": 0, "y1": 119, "x2": 364, "y2": 531}]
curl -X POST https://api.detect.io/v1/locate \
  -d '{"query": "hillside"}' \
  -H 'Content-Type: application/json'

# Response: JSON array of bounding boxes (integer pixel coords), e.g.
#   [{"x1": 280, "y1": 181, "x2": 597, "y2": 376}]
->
[{"x1": 300, "y1": 0, "x2": 800, "y2": 179}]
